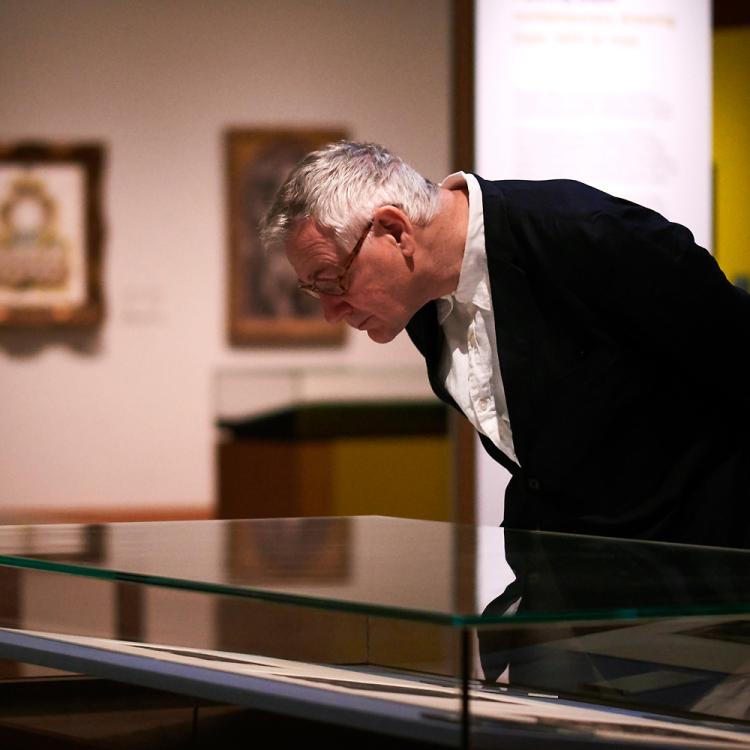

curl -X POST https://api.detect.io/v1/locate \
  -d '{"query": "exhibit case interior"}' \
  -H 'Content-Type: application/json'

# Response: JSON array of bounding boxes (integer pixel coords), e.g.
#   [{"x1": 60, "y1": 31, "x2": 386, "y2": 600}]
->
[{"x1": 1, "y1": 515, "x2": 750, "y2": 748}]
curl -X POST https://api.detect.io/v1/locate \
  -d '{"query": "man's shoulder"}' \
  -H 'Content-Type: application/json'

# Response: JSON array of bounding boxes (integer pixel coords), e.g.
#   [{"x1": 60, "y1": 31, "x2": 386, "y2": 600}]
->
[
  {"x1": 475, "y1": 175, "x2": 634, "y2": 225},
  {"x1": 473, "y1": 175, "x2": 618, "y2": 211}
]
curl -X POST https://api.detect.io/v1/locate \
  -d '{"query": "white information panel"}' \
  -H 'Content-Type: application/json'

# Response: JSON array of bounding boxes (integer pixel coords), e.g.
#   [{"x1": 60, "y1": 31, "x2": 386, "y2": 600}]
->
[{"x1": 473, "y1": 0, "x2": 711, "y2": 525}]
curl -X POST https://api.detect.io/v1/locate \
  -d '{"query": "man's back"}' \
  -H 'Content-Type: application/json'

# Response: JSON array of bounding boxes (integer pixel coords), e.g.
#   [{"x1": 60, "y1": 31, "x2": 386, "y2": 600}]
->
[{"x1": 408, "y1": 177, "x2": 750, "y2": 548}]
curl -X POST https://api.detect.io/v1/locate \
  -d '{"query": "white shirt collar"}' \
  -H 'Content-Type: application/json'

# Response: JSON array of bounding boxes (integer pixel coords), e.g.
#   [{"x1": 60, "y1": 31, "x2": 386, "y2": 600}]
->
[{"x1": 437, "y1": 171, "x2": 491, "y2": 323}]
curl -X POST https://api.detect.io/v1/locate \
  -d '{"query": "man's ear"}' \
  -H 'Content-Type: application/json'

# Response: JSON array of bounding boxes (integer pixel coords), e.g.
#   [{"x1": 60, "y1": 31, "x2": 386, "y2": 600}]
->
[{"x1": 372, "y1": 205, "x2": 415, "y2": 257}]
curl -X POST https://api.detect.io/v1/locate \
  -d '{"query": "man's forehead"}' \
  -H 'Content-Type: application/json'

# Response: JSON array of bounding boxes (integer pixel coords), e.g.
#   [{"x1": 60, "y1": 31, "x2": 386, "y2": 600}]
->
[
  {"x1": 290, "y1": 217, "x2": 324, "y2": 245},
  {"x1": 291, "y1": 219, "x2": 341, "y2": 253},
  {"x1": 286, "y1": 219, "x2": 340, "y2": 272}
]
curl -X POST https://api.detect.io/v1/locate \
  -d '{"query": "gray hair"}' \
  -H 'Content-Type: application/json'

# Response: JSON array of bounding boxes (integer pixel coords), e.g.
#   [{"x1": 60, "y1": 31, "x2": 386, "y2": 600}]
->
[{"x1": 259, "y1": 140, "x2": 441, "y2": 252}]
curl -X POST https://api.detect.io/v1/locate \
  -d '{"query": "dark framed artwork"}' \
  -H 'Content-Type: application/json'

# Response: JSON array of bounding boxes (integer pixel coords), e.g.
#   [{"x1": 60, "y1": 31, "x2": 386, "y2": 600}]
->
[
  {"x1": 226, "y1": 127, "x2": 347, "y2": 346},
  {"x1": 0, "y1": 142, "x2": 105, "y2": 328}
]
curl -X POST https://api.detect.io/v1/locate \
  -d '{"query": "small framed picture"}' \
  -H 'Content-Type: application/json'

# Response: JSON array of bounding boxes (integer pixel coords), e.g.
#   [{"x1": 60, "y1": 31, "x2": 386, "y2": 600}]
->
[
  {"x1": 225, "y1": 127, "x2": 347, "y2": 346},
  {"x1": 0, "y1": 142, "x2": 105, "y2": 328}
]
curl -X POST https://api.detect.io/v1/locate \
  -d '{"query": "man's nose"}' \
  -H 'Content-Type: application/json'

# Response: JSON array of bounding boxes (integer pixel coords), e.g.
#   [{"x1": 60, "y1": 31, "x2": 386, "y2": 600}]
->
[{"x1": 319, "y1": 294, "x2": 352, "y2": 324}]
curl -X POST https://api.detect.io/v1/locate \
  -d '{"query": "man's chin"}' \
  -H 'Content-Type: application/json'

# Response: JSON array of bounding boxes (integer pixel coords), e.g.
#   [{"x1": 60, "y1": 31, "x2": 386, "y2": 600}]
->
[{"x1": 367, "y1": 327, "x2": 398, "y2": 344}]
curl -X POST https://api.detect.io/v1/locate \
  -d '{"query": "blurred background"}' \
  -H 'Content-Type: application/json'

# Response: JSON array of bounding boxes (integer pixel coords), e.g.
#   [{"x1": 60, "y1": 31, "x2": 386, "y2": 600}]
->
[{"x1": 0, "y1": 0, "x2": 747, "y2": 525}]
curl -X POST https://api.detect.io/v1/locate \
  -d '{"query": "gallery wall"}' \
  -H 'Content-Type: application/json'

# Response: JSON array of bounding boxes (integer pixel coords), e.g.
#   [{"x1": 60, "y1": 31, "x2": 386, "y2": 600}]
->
[{"x1": 0, "y1": 0, "x2": 452, "y2": 518}]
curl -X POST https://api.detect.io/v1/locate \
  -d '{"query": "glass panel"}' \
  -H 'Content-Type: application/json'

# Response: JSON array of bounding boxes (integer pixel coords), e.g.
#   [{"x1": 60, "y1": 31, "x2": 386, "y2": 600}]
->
[
  {"x1": 2, "y1": 516, "x2": 750, "y2": 745},
  {"x1": 467, "y1": 526, "x2": 750, "y2": 739},
  {"x1": 472, "y1": 613, "x2": 750, "y2": 739},
  {"x1": 0, "y1": 564, "x2": 465, "y2": 746},
  {"x1": 1, "y1": 517, "x2": 749, "y2": 624}
]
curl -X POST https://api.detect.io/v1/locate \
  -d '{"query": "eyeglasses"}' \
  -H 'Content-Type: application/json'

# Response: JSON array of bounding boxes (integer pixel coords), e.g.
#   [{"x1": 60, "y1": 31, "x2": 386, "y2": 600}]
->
[{"x1": 297, "y1": 221, "x2": 373, "y2": 298}]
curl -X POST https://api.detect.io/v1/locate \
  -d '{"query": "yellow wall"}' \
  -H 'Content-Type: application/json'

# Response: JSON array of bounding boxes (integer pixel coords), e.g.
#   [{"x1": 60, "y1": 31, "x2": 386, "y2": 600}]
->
[
  {"x1": 332, "y1": 437, "x2": 452, "y2": 522},
  {"x1": 713, "y1": 26, "x2": 750, "y2": 287}
]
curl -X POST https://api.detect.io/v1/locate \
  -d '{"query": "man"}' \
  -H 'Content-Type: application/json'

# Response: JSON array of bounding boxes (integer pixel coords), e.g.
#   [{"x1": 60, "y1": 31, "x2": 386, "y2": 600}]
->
[{"x1": 260, "y1": 140, "x2": 750, "y2": 549}]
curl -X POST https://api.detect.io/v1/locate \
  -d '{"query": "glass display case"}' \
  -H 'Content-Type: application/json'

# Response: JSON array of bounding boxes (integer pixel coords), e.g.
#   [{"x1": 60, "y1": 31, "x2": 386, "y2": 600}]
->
[{"x1": 1, "y1": 516, "x2": 750, "y2": 748}]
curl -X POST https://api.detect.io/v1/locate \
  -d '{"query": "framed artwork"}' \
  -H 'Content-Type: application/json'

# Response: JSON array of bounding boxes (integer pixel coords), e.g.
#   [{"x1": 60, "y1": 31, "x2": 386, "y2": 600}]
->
[
  {"x1": 226, "y1": 127, "x2": 347, "y2": 346},
  {"x1": 0, "y1": 142, "x2": 105, "y2": 328}
]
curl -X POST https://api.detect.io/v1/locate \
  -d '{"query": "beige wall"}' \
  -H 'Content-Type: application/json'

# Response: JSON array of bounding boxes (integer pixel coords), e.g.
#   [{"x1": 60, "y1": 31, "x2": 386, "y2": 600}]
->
[{"x1": 0, "y1": 0, "x2": 452, "y2": 517}]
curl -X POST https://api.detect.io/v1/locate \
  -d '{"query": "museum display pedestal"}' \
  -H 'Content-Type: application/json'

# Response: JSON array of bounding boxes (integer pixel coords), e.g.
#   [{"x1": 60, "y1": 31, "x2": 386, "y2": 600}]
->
[{"x1": 214, "y1": 367, "x2": 452, "y2": 521}]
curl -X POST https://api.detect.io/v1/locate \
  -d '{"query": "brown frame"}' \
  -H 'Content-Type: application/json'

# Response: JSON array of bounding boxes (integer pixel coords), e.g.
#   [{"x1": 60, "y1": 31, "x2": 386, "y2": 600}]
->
[
  {"x1": 451, "y1": 0, "x2": 477, "y2": 524},
  {"x1": 225, "y1": 127, "x2": 347, "y2": 347},
  {"x1": 0, "y1": 141, "x2": 105, "y2": 328}
]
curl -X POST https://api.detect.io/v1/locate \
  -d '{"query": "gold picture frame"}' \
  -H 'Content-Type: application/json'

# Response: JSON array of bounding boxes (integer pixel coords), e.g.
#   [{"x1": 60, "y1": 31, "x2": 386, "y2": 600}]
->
[
  {"x1": 0, "y1": 142, "x2": 105, "y2": 328},
  {"x1": 225, "y1": 127, "x2": 346, "y2": 346}
]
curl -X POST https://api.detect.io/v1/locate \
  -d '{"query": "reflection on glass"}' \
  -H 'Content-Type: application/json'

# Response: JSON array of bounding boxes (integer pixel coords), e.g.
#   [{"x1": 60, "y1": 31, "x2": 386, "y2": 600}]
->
[{"x1": 1, "y1": 516, "x2": 750, "y2": 738}]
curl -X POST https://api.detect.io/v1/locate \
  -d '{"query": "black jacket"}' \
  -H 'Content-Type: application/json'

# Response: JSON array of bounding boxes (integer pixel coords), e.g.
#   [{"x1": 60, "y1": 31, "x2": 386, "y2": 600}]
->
[{"x1": 406, "y1": 176, "x2": 750, "y2": 547}]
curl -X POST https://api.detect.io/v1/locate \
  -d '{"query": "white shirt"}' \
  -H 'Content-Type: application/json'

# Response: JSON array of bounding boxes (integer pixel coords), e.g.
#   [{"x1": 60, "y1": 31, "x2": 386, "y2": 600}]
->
[{"x1": 437, "y1": 172, "x2": 519, "y2": 466}]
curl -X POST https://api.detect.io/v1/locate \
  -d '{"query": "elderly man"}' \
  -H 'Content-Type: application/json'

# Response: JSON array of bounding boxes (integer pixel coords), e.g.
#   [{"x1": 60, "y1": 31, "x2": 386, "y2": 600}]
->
[{"x1": 260, "y1": 140, "x2": 750, "y2": 549}]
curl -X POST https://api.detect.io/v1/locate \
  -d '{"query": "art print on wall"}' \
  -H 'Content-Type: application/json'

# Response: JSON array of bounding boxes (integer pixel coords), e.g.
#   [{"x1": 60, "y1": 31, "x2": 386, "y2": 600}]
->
[
  {"x1": 226, "y1": 128, "x2": 346, "y2": 346},
  {"x1": 0, "y1": 142, "x2": 105, "y2": 328}
]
